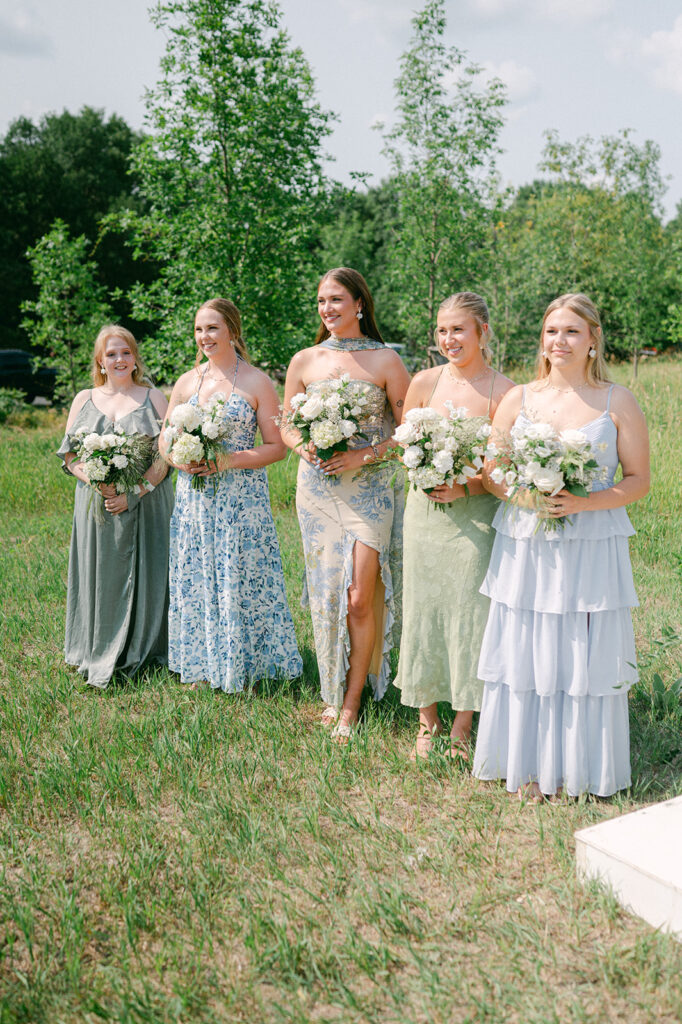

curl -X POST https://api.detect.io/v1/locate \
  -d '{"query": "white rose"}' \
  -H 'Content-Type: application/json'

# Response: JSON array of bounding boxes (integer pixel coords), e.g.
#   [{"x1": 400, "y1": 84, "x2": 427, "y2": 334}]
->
[
  {"x1": 340, "y1": 420, "x2": 357, "y2": 438},
  {"x1": 393, "y1": 422, "x2": 418, "y2": 445},
  {"x1": 530, "y1": 465, "x2": 565, "y2": 494},
  {"x1": 112, "y1": 454, "x2": 128, "y2": 469},
  {"x1": 299, "y1": 395, "x2": 325, "y2": 421},
  {"x1": 559, "y1": 429, "x2": 590, "y2": 450},
  {"x1": 402, "y1": 445, "x2": 423, "y2": 469}
]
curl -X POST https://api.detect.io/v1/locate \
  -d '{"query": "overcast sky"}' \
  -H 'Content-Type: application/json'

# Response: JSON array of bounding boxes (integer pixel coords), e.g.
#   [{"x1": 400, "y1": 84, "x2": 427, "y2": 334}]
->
[{"x1": 2, "y1": 0, "x2": 682, "y2": 219}]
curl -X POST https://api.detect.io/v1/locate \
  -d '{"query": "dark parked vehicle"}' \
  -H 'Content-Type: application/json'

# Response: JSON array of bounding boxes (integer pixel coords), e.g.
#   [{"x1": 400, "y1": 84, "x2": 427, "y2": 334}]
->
[{"x1": 0, "y1": 349, "x2": 57, "y2": 402}]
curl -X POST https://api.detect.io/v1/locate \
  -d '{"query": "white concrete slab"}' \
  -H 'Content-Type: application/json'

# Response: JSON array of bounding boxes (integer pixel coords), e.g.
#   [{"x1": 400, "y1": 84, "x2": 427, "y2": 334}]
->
[{"x1": 575, "y1": 795, "x2": 682, "y2": 940}]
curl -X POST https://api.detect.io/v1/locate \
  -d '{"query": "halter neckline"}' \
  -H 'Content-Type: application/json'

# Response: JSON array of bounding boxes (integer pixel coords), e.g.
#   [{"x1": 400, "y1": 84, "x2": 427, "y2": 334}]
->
[{"x1": 318, "y1": 336, "x2": 385, "y2": 351}]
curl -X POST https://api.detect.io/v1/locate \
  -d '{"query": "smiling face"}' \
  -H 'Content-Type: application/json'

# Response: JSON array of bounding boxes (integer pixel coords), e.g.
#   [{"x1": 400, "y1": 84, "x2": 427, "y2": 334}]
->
[
  {"x1": 100, "y1": 335, "x2": 136, "y2": 385},
  {"x1": 194, "y1": 307, "x2": 233, "y2": 360},
  {"x1": 317, "y1": 278, "x2": 362, "y2": 338},
  {"x1": 541, "y1": 307, "x2": 594, "y2": 371},
  {"x1": 436, "y1": 308, "x2": 487, "y2": 370}
]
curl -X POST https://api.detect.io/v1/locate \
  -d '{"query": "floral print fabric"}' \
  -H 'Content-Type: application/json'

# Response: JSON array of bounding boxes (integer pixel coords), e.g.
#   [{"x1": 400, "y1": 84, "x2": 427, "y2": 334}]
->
[
  {"x1": 296, "y1": 379, "x2": 403, "y2": 708},
  {"x1": 168, "y1": 392, "x2": 302, "y2": 690}
]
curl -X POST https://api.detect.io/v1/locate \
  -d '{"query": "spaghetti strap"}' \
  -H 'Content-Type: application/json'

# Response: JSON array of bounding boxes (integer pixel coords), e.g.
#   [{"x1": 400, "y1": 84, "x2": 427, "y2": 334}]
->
[
  {"x1": 520, "y1": 385, "x2": 527, "y2": 411},
  {"x1": 427, "y1": 366, "x2": 447, "y2": 405},
  {"x1": 194, "y1": 363, "x2": 210, "y2": 398},
  {"x1": 605, "y1": 383, "x2": 615, "y2": 413},
  {"x1": 486, "y1": 370, "x2": 497, "y2": 418}
]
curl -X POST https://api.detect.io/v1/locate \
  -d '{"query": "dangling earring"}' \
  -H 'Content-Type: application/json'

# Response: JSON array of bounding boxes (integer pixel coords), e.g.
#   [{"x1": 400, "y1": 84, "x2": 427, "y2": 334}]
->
[
  {"x1": 589, "y1": 348, "x2": 597, "y2": 358},
  {"x1": 100, "y1": 366, "x2": 107, "y2": 376},
  {"x1": 356, "y1": 310, "x2": 363, "y2": 320}
]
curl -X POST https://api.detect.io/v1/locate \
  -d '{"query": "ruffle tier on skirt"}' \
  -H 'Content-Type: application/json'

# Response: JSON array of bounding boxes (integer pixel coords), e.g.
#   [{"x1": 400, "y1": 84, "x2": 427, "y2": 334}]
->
[{"x1": 473, "y1": 504, "x2": 638, "y2": 797}]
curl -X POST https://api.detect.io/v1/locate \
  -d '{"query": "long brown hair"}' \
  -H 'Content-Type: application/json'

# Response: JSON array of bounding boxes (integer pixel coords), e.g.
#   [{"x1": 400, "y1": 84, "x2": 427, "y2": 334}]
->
[
  {"x1": 314, "y1": 267, "x2": 385, "y2": 345},
  {"x1": 194, "y1": 298, "x2": 251, "y2": 367},
  {"x1": 438, "y1": 292, "x2": 494, "y2": 366},
  {"x1": 536, "y1": 293, "x2": 610, "y2": 384},
  {"x1": 92, "y1": 325, "x2": 150, "y2": 387}
]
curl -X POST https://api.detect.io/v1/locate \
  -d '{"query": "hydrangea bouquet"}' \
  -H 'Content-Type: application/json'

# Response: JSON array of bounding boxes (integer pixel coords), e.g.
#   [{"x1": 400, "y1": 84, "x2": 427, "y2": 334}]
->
[
  {"x1": 286, "y1": 374, "x2": 371, "y2": 463},
  {"x1": 71, "y1": 425, "x2": 153, "y2": 521},
  {"x1": 164, "y1": 393, "x2": 233, "y2": 491},
  {"x1": 490, "y1": 420, "x2": 607, "y2": 532},
  {"x1": 391, "y1": 404, "x2": 492, "y2": 511}
]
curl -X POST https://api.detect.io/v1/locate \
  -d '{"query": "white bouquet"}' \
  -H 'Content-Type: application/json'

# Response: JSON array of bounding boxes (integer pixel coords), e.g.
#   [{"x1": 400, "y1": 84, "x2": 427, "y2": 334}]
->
[
  {"x1": 285, "y1": 374, "x2": 372, "y2": 462},
  {"x1": 164, "y1": 393, "x2": 233, "y2": 491},
  {"x1": 392, "y1": 403, "x2": 492, "y2": 511},
  {"x1": 491, "y1": 420, "x2": 607, "y2": 531},
  {"x1": 71, "y1": 425, "x2": 153, "y2": 521}
]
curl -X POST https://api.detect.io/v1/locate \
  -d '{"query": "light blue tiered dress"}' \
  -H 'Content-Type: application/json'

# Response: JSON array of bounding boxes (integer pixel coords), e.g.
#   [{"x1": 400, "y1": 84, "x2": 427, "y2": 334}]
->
[
  {"x1": 168, "y1": 374, "x2": 302, "y2": 691},
  {"x1": 473, "y1": 386, "x2": 638, "y2": 797}
]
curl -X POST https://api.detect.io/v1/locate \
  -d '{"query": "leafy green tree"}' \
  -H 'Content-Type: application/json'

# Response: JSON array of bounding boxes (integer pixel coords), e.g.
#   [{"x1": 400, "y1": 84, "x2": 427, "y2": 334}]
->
[
  {"x1": 379, "y1": 0, "x2": 506, "y2": 355},
  {"x1": 117, "y1": 0, "x2": 334, "y2": 379},
  {"x1": 0, "y1": 107, "x2": 147, "y2": 349},
  {"x1": 315, "y1": 180, "x2": 403, "y2": 344},
  {"x1": 535, "y1": 129, "x2": 670, "y2": 371},
  {"x1": 21, "y1": 220, "x2": 112, "y2": 400}
]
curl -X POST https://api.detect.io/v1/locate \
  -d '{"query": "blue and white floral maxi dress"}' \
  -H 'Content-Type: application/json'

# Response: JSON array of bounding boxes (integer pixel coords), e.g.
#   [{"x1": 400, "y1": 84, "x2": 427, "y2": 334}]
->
[{"x1": 168, "y1": 391, "x2": 302, "y2": 691}]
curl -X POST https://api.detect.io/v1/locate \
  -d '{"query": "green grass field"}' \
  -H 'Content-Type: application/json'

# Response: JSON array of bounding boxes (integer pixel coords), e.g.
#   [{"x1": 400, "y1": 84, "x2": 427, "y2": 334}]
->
[{"x1": 1, "y1": 360, "x2": 681, "y2": 1023}]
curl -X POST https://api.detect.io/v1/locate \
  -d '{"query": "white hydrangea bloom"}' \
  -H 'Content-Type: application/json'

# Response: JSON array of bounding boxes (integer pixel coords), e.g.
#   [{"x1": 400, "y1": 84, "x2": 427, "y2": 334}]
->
[
  {"x1": 170, "y1": 403, "x2": 204, "y2": 432},
  {"x1": 173, "y1": 433, "x2": 205, "y2": 464}
]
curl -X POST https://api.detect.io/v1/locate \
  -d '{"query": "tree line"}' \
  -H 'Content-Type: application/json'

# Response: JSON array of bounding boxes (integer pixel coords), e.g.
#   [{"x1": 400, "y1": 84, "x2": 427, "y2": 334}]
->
[{"x1": 2, "y1": 0, "x2": 681, "y2": 399}]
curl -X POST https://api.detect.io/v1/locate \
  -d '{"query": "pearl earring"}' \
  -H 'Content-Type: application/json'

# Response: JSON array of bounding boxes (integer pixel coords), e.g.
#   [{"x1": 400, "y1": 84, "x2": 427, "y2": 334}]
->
[
  {"x1": 356, "y1": 310, "x2": 363, "y2": 320},
  {"x1": 589, "y1": 348, "x2": 597, "y2": 358}
]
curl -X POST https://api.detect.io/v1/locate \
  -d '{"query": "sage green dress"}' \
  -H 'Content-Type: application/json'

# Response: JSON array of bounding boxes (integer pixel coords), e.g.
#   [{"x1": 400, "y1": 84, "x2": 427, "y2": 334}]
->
[
  {"x1": 394, "y1": 368, "x2": 499, "y2": 711},
  {"x1": 57, "y1": 391, "x2": 174, "y2": 688},
  {"x1": 393, "y1": 487, "x2": 498, "y2": 710}
]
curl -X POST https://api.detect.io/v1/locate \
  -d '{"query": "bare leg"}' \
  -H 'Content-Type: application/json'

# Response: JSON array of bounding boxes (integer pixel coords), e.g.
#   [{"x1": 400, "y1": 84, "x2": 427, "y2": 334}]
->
[
  {"x1": 410, "y1": 704, "x2": 443, "y2": 760},
  {"x1": 333, "y1": 541, "x2": 380, "y2": 741},
  {"x1": 449, "y1": 710, "x2": 474, "y2": 760}
]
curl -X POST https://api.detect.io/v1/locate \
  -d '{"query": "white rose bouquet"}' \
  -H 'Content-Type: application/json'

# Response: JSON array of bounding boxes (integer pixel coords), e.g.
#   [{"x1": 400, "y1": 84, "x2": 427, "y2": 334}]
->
[
  {"x1": 491, "y1": 420, "x2": 607, "y2": 532},
  {"x1": 285, "y1": 374, "x2": 372, "y2": 463},
  {"x1": 392, "y1": 403, "x2": 493, "y2": 512},
  {"x1": 71, "y1": 425, "x2": 153, "y2": 522},
  {"x1": 164, "y1": 392, "x2": 233, "y2": 491}
]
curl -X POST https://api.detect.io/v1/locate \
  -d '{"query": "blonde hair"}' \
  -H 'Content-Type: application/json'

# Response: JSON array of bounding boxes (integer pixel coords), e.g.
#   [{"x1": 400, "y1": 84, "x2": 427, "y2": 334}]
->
[
  {"x1": 536, "y1": 292, "x2": 610, "y2": 384},
  {"x1": 437, "y1": 291, "x2": 493, "y2": 365},
  {"x1": 92, "y1": 325, "x2": 150, "y2": 387},
  {"x1": 194, "y1": 298, "x2": 250, "y2": 367}
]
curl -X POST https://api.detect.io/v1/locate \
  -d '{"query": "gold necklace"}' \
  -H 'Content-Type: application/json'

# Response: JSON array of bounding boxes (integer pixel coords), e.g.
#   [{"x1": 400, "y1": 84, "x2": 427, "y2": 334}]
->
[
  {"x1": 545, "y1": 380, "x2": 590, "y2": 394},
  {"x1": 447, "y1": 365, "x2": 490, "y2": 386}
]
